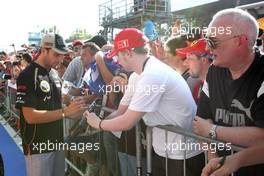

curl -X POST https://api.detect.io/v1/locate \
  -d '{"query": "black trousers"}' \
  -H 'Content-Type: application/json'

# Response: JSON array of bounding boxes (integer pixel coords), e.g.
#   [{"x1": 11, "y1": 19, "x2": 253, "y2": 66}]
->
[{"x1": 152, "y1": 152, "x2": 205, "y2": 176}]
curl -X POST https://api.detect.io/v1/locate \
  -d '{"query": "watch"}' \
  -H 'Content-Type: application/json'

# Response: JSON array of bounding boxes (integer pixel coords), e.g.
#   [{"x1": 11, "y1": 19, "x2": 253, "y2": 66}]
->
[{"x1": 209, "y1": 125, "x2": 217, "y2": 140}]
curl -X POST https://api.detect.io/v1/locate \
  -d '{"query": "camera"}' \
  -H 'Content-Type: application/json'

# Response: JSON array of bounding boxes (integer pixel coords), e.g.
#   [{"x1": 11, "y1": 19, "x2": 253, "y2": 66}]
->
[
  {"x1": 3, "y1": 60, "x2": 21, "y2": 67},
  {"x1": 0, "y1": 71, "x2": 11, "y2": 80},
  {"x1": 1, "y1": 74, "x2": 11, "y2": 80},
  {"x1": 11, "y1": 61, "x2": 21, "y2": 66}
]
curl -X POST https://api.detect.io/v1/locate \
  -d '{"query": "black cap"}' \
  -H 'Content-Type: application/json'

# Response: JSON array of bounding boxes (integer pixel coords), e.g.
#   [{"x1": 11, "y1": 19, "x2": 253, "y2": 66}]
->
[{"x1": 85, "y1": 35, "x2": 107, "y2": 48}]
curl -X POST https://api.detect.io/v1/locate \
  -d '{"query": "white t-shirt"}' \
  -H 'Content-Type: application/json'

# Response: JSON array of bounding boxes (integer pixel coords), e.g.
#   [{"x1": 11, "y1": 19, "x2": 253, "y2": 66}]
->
[
  {"x1": 129, "y1": 57, "x2": 201, "y2": 159},
  {"x1": 120, "y1": 72, "x2": 140, "y2": 106}
]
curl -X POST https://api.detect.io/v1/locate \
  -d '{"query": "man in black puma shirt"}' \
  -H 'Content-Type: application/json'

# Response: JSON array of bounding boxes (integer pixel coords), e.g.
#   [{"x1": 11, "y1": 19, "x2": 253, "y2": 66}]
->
[{"x1": 192, "y1": 8, "x2": 264, "y2": 176}]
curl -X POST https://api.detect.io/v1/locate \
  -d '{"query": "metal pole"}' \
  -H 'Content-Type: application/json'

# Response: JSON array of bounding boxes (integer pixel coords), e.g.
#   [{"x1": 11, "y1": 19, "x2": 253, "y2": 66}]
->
[
  {"x1": 165, "y1": 130, "x2": 168, "y2": 176},
  {"x1": 136, "y1": 123, "x2": 142, "y2": 176},
  {"x1": 146, "y1": 126, "x2": 152, "y2": 176},
  {"x1": 65, "y1": 158, "x2": 85, "y2": 176},
  {"x1": 183, "y1": 135, "x2": 186, "y2": 176}
]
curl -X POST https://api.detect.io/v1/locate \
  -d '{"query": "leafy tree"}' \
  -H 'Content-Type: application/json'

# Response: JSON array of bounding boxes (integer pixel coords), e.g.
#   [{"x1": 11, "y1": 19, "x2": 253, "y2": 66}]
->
[
  {"x1": 65, "y1": 29, "x2": 92, "y2": 43},
  {"x1": 40, "y1": 25, "x2": 60, "y2": 35}
]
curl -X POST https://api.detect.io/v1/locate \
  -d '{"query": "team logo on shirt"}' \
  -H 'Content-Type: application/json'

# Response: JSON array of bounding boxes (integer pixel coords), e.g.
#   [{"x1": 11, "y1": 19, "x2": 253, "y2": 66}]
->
[{"x1": 40, "y1": 80, "x2": 50, "y2": 93}]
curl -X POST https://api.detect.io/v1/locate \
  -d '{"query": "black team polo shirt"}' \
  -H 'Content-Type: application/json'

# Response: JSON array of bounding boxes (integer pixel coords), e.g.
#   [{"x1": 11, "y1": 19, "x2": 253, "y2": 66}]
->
[{"x1": 16, "y1": 62, "x2": 63, "y2": 155}]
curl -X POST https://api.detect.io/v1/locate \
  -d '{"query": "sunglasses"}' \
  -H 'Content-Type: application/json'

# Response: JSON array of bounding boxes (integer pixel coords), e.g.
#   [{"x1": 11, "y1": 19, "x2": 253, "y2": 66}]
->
[{"x1": 206, "y1": 35, "x2": 242, "y2": 49}]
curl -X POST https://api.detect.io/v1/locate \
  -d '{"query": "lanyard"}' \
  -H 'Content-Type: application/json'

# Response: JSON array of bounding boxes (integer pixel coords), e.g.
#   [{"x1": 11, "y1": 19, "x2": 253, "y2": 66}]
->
[{"x1": 142, "y1": 57, "x2": 150, "y2": 72}]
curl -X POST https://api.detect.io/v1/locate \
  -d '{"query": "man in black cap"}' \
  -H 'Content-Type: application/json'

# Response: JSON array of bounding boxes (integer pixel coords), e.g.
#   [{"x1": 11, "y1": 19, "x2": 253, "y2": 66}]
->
[
  {"x1": 16, "y1": 34, "x2": 86, "y2": 176},
  {"x1": 85, "y1": 35, "x2": 107, "y2": 48}
]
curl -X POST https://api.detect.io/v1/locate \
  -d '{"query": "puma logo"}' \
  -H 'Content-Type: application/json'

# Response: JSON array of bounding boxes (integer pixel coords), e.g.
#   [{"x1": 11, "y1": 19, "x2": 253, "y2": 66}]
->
[{"x1": 230, "y1": 99, "x2": 254, "y2": 121}]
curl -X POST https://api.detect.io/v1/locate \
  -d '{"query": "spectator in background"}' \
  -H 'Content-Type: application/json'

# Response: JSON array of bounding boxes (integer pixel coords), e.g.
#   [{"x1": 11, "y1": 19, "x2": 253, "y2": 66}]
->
[
  {"x1": 164, "y1": 36, "x2": 200, "y2": 95},
  {"x1": 193, "y1": 8, "x2": 264, "y2": 175},
  {"x1": 164, "y1": 36, "x2": 188, "y2": 76},
  {"x1": 21, "y1": 52, "x2": 32, "y2": 70},
  {"x1": 57, "y1": 59, "x2": 69, "y2": 78},
  {"x1": 176, "y1": 38, "x2": 213, "y2": 103},
  {"x1": 0, "y1": 51, "x2": 8, "y2": 61},
  {"x1": 62, "y1": 42, "x2": 100, "y2": 90},
  {"x1": 256, "y1": 28, "x2": 263, "y2": 53},
  {"x1": 72, "y1": 40, "x2": 83, "y2": 58},
  {"x1": 85, "y1": 35, "x2": 108, "y2": 48}
]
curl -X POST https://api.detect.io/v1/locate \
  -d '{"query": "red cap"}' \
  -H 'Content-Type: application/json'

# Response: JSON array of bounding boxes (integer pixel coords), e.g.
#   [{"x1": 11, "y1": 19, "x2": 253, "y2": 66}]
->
[
  {"x1": 176, "y1": 39, "x2": 210, "y2": 58},
  {"x1": 107, "y1": 28, "x2": 149, "y2": 58},
  {"x1": 72, "y1": 40, "x2": 83, "y2": 47}
]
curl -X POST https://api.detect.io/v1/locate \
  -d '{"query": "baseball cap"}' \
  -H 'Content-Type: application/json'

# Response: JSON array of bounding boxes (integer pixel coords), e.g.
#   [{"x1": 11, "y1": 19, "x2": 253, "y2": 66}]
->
[
  {"x1": 41, "y1": 34, "x2": 68, "y2": 55},
  {"x1": 86, "y1": 35, "x2": 107, "y2": 48},
  {"x1": 176, "y1": 39, "x2": 210, "y2": 58},
  {"x1": 72, "y1": 40, "x2": 83, "y2": 47},
  {"x1": 107, "y1": 28, "x2": 149, "y2": 58}
]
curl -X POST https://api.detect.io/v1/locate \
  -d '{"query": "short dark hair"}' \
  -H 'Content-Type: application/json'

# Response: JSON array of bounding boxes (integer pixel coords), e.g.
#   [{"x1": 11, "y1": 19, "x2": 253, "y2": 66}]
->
[
  {"x1": 22, "y1": 53, "x2": 32, "y2": 64},
  {"x1": 82, "y1": 42, "x2": 100, "y2": 55},
  {"x1": 0, "y1": 51, "x2": 7, "y2": 57},
  {"x1": 165, "y1": 36, "x2": 188, "y2": 56}
]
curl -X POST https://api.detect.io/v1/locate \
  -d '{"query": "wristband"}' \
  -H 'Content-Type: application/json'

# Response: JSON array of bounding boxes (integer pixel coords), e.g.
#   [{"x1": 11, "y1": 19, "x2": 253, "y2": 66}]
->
[{"x1": 62, "y1": 108, "x2": 65, "y2": 118}]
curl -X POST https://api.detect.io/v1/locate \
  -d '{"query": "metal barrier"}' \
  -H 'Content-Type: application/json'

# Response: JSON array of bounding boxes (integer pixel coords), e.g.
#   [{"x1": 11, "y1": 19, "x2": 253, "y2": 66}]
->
[
  {"x1": 0, "y1": 81, "x2": 20, "y2": 130},
  {"x1": 0, "y1": 81, "x2": 244, "y2": 176},
  {"x1": 138, "y1": 125, "x2": 243, "y2": 176},
  {"x1": 0, "y1": 81, "x2": 123, "y2": 176}
]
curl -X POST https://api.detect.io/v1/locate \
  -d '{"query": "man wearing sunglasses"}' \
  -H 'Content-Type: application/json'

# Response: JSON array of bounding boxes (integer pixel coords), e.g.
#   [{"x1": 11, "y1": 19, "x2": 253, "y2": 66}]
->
[{"x1": 192, "y1": 8, "x2": 264, "y2": 176}]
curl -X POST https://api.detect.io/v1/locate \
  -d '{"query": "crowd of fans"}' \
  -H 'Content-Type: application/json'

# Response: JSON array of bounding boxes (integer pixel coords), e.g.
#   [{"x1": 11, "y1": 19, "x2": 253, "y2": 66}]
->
[{"x1": 0, "y1": 7, "x2": 264, "y2": 176}]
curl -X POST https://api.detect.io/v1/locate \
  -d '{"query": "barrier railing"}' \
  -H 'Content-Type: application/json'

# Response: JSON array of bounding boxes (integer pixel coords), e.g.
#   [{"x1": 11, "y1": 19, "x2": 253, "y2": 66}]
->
[
  {"x1": 138, "y1": 125, "x2": 243, "y2": 176},
  {"x1": 0, "y1": 83, "x2": 109, "y2": 176},
  {"x1": 0, "y1": 81, "x2": 244, "y2": 176}
]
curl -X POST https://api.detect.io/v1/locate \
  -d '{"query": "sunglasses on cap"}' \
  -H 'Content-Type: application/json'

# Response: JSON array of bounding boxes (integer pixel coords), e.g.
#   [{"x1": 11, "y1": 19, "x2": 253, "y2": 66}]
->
[
  {"x1": 189, "y1": 51, "x2": 208, "y2": 58},
  {"x1": 205, "y1": 35, "x2": 243, "y2": 49}
]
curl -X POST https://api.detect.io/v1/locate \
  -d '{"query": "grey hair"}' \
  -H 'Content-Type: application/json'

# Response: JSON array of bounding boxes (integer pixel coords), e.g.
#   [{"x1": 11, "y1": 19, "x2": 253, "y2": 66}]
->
[{"x1": 209, "y1": 8, "x2": 259, "y2": 50}]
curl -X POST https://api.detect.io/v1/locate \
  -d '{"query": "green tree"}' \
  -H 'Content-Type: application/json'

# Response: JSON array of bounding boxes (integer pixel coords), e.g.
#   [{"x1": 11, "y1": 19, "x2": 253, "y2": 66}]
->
[
  {"x1": 40, "y1": 25, "x2": 60, "y2": 35},
  {"x1": 65, "y1": 29, "x2": 92, "y2": 43}
]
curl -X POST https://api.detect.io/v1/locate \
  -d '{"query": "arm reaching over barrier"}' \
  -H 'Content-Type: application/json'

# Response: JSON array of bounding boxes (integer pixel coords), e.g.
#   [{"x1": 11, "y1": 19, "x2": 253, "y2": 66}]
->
[{"x1": 202, "y1": 142, "x2": 264, "y2": 176}]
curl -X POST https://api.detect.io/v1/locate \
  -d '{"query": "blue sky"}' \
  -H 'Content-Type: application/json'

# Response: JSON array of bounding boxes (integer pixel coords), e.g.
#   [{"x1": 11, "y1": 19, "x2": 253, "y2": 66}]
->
[{"x1": 0, "y1": 0, "x2": 217, "y2": 51}]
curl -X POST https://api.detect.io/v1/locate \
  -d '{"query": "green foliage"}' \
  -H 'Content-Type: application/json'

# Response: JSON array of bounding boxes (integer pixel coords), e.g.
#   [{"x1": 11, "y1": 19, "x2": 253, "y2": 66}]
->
[
  {"x1": 40, "y1": 26, "x2": 59, "y2": 34},
  {"x1": 65, "y1": 29, "x2": 92, "y2": 43}
]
